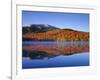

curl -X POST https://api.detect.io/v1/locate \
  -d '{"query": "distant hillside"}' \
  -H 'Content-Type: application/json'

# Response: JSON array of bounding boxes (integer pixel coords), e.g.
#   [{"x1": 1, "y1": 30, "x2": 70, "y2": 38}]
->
[
  {"x1": 23, "y1": 24, "x2": 59, "y2": 34},
  {"x1": 22, "y1": 25, "x2": 89, "y2": 41}
]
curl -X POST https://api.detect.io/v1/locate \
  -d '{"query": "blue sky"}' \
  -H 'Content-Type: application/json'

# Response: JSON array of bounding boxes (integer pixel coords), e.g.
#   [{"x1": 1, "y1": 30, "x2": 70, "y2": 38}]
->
[{"x1": 22, "y1": 11, "x2": 89, "y2": 32}]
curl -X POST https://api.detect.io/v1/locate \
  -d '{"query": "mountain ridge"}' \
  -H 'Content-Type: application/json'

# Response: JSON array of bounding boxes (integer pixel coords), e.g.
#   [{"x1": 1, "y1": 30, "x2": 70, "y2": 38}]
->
[
  {"x1": 22, "y1": 24, "x2": 89, "y2": 41},
  {"x1": 23, "y1": 24, "x2": 59, "y2": 34}
]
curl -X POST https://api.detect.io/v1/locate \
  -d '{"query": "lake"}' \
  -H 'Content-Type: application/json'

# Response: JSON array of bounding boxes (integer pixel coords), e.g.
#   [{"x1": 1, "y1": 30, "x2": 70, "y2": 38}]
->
[{"x1": 22, "y1": 41, "x2": 89, "y2": 69}]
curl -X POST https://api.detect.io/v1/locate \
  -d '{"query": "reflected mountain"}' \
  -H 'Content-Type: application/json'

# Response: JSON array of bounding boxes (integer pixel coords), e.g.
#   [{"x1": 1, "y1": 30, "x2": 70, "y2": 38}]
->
[{"x1": 23, "y1": 50, "x2": 57, "y2": 60}]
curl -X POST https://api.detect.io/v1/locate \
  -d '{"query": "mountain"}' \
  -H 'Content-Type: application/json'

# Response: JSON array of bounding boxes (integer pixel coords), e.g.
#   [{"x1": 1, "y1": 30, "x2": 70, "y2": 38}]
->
[
  {"x1": 23, "y1": 24, "x2": 59, "y2": 34},
  {"x1": 22, "y1": 25, "x2": 89, "y2": 41}
]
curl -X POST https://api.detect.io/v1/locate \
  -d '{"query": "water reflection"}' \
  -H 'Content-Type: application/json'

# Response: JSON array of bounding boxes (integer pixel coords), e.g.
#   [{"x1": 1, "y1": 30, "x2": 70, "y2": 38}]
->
[{"x1": 22, "y1": 41, "x2": 89, "y2": 60}]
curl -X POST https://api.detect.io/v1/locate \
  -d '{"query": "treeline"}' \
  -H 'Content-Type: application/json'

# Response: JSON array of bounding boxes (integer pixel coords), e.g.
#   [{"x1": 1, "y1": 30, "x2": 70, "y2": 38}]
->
[{"x1": 23, "y1": 29, "x2": 89, "y2": 41}]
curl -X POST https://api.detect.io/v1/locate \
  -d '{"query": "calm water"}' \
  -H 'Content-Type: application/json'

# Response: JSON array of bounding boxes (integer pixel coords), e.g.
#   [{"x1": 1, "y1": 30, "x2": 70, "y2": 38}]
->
[{"x1": 22, "y1": 41, "x2": 89, "y2": 69}]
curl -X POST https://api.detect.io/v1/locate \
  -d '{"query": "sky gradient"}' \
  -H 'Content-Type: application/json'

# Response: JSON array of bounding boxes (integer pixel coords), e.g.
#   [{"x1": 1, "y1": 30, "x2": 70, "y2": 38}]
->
[{"x1": 22, "y1": 11, "x2": 89, "y2": 32}]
